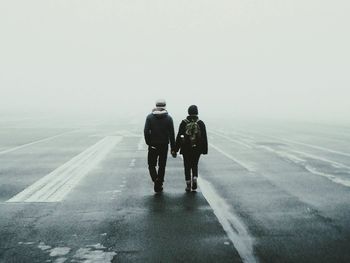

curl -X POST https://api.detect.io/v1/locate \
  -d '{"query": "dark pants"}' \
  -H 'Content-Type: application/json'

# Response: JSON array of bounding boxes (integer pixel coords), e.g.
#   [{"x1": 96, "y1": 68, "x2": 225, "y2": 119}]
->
[
  {"x1": 183, "y1": 151, "x2": 201, "y2": 181},
  {"x1": 148, "y1": 144, "x2": 168, "y2": 183}
]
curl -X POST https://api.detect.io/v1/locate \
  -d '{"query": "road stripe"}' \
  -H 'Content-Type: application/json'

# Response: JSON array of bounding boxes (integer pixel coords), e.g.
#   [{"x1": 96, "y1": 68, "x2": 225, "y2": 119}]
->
[
  {"x1": 223, "y1": 130, "x2": 350, "y2": 170},
  {"x1": 209, "y1": 143, "x2": 256, "y2": 172},
  {"x1": 210, "y1": 130, "x2": 253, "y2": 149},
  {"x1": 137, "y1": 137, "x2": 145, "y2": 151},
  {"x1": 7, "y1": 136, "x2": 122, "y2": 203},
  {"x1": 234, "y1": 129, "x2": 350, "y2": 158},
  {"x1": 280, "y1": 137, "x2": 350, "y2": 157},
  {"x1": 198, "y1": 177, "x2": 258, "y2": 263},
  {"x1": 0, "y1": 130, "x2": 79, "y2": 156}
]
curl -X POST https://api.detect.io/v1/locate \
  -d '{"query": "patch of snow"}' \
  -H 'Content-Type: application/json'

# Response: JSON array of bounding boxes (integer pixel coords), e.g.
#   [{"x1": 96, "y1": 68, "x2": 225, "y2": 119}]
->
[
  {"x1": 86, "y1": 243, "x2": 106, "y2": 250},
  {"x1": 49, "y1": 247, "x2": 71, "y2": 257},
  {"x1": 38, "y1": 242, "x2": 51, "y2": 251},
  {"x1": 54, "y1": 258, "x2": 67, "y2": 263},
  {"x1": 22, "y1": 242, "x2": 35, "y2": 245},
  {"x1": 74, "y1": 248, "x2": 116, "y2": 263}
]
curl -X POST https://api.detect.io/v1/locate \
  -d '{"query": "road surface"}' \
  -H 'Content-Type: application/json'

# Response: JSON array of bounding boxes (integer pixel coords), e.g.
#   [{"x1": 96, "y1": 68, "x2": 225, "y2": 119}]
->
[{"x1": 0, "y1": 117, "x2": 349, "y2": 262}]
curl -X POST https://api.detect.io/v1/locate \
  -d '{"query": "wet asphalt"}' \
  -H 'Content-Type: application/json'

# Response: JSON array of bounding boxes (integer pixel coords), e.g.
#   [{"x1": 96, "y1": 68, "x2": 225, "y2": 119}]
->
[{"x1": 0, "y1": 119, "x2": 350, "y2": 262}]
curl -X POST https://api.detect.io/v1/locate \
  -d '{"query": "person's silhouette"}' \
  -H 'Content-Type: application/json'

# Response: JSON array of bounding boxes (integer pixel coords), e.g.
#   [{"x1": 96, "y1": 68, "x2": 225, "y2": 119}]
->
[
  {"x1": 174, "y1": 105, "x2": 208, "y2": 192},
  {"x1": 144, "y1": 99, "x2": 176, "y2": 193}
]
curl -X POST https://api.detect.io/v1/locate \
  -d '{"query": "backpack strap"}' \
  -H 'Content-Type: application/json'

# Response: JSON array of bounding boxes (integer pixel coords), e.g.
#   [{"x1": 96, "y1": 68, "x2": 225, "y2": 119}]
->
[{"x1": 184, "y1": 118, "x2": 199, "y2": 123}]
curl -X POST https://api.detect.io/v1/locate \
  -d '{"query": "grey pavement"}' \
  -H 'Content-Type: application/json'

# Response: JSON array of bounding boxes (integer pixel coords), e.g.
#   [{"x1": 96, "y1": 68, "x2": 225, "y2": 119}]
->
[{"x1": 0, "y1": 120, "x2": 350, "y2": 263}]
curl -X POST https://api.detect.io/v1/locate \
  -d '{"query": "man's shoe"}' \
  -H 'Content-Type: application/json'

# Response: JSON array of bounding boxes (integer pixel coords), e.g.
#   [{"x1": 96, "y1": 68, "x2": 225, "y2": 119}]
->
[
  {"x1": 158, "y1": 185, "x2": 163, "y2": 193},
  {"x1": 192, "y1": 177, "x2": 198, "y2": 190},
  {"x1": 154, "y1": 180, "x2": 163, "y2": 193},
  {"x1": 185, "y1": 181, "x2": 191, "y2": 192},
  {"x1": 155, "y1": 185, "x2": 163, "y2": 193}
]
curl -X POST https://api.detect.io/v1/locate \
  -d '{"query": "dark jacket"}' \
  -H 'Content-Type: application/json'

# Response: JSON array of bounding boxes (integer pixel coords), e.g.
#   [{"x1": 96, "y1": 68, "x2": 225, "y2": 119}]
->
[
  {"x1": 144, "y1": 108, "x2": 176, "y2": 149},
  {"x1": 175, "y1": 116, "x2": 208, "y2": 155}
]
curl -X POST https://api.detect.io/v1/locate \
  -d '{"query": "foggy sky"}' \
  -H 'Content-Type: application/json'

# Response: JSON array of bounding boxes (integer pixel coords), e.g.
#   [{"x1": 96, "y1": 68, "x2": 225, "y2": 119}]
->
[{"x1": 1, "y1": 0, "x2": 349, "y2": 122}]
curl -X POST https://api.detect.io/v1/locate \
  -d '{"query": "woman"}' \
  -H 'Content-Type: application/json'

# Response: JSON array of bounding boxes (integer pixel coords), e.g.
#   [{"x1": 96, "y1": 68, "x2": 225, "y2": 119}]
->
[{"x1": 175, "y1": 105, "x2": 208, "y2": 192}]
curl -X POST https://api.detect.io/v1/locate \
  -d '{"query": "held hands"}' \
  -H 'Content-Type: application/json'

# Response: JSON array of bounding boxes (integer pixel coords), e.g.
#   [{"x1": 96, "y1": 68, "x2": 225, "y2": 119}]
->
[{"x1": 171, "y1": 150, "x2": 177, "y2": 158}]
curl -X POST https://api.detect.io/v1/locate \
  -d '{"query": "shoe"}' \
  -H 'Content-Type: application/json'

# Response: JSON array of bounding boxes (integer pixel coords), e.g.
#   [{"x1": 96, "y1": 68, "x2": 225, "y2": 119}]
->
[
  {"x1": 157, "y1": 182, "x2": 163, "y2": 193},
  {"x1": 185, "y1": 181, "x2": 191, "y2": 192},
  {"x1": 192, "y1": 177, "x2": 197, "y2": 190},
  {"x1": 154, "y1": 179, "x2": 163, "y2": 193}
]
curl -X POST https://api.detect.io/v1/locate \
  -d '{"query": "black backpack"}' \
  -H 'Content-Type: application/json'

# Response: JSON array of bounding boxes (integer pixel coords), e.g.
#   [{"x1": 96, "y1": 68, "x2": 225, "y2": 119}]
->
[{"x1": 184, "y1": 119, "x2": 201, "y2": 147}]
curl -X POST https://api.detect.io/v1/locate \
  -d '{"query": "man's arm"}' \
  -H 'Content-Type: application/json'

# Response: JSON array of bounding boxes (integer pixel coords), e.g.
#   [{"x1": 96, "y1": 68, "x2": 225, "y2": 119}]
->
[
  {"x1": 144, "y1": 116, "x2": 151, "y2": 146},
  {"x1": 168, "y1": 116, "x2": 176, "y2": 150}
]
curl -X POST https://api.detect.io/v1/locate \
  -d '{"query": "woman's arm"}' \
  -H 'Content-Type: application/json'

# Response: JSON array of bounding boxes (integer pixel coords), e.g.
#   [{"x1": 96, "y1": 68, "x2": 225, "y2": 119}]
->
[{"x1": 174, "y1": 121, "x2": 185, "y2": 152}]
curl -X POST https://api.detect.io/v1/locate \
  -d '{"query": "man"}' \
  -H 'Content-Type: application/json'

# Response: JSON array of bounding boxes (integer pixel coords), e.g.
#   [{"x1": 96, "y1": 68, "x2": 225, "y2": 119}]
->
[{"x1": 144, "y1": 99, "x2": 176, "y2": 193}]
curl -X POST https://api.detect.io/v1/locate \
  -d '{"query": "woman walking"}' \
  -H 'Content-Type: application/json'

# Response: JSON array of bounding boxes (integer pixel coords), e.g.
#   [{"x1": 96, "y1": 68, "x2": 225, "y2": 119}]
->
[{"x1": 174, "y1": 105, "x2": 208, "y2": 192}]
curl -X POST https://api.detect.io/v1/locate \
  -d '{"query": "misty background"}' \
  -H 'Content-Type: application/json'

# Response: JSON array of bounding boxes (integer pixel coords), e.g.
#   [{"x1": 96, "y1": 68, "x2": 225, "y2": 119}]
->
[{"x1": 0, "y1": 0, "x2": 349, "y2": 124}]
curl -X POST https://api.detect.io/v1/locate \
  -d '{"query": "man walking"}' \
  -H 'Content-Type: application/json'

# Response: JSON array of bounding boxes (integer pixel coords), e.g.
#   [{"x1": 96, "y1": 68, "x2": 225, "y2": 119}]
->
[{"x1": 144, "y1": 99, "x2": 176, "y2": 193}]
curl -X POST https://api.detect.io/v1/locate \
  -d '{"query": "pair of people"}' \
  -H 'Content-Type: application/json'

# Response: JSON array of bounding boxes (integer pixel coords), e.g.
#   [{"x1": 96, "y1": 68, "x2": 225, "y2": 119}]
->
[{"x1": 144, "y1": 99, "x2": 208, "y2": 193}]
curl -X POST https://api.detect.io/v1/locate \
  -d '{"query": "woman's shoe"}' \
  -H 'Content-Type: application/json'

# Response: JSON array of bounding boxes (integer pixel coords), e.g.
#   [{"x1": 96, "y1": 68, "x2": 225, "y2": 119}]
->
[{"x1": 192, "y1": 177, "x2": 197, "y2": 190}]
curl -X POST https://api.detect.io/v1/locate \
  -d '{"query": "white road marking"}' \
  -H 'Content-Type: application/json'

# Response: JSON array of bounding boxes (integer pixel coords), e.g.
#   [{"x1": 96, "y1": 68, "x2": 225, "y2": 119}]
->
[
  {"x1": 0, "y1": 130, "x2": 79, "y2": 155},
  {"x1": 209, "y1": 143, "x2": 256, "y2": 172},
  {"x1": 235, "y1": 129, "x2": 350, "y2": 158},
  {"x1": 290, "y1": 149, "x2": 350, "y2": 170},
  {"x1": 137, "y1": 137, "x2": 145, "y2": 151},
  {"x1": 216, "y1": 130, "x2": 350, "y2": 187},
  {"x1": 7, "y1": 136, "x2": 122, "y2": 203},
  {"x1": 90, "y1": 130, "x2": 141, "y2": 138},
  {"x1": 129, "y1": 158, "x2": 136, "y2": 167},
  {"x1": 259, "y1": 145, "x2": 350, "y2": 188},
  {"x1": 278, "y1": 137, "x2": 350, "y2": 157},
  {"x1": 198, "y1": 177, "x2": 258, "y2": 263},
  {"x1": 210, "y1": 130, "x2": 253, "y2": 149},
  {"x1": 305, "y1": 165, "x2": 350, "y2": 187}
]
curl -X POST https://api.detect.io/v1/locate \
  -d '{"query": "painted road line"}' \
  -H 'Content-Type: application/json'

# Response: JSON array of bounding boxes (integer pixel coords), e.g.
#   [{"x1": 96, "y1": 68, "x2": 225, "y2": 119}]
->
[
  {"x1": 0, "y1": 130, "x2": 79, "y2": 156},
  {"x1": 210, "y1": 130, "x2": 253, "y2": 149},
  {"x1": 290, "y1": 149, "x2": 350, "y2": 170},
  {"x1": 137, "y1": 137, "x2": 145, "y2": 151},
  {"x1": 209, "y1": 143, "x2": 256, "y2": 172},
  {"x1": 233, "y1": 130, "x2": 350, "y2": 168},
  {"x1": 260, "y1": 145, "x2": 350, "y2": 188},
  {"x1": 7, "y1": 136, "x2": 122, "y2": 203},
  {"x1": 235, "y1": 129, "x2": 350, "y2": 158},
  {"x1": 198, "y1": 177, "x2": 258, "y2": 263},
  {"x1": 281, "y1": 137, "x2": 350, "y2": 157}
]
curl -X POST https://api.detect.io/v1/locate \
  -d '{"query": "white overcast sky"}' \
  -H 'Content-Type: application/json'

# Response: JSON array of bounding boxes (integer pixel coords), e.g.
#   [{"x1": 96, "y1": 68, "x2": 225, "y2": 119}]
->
[{"x1": 0, "y1": 0, "x2": 349, "y2": 122}]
